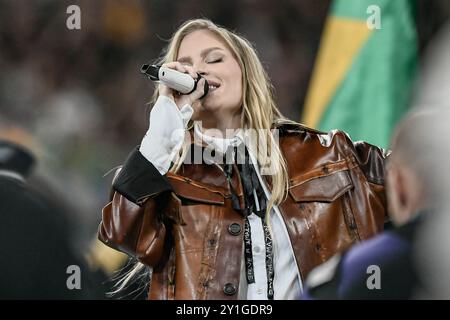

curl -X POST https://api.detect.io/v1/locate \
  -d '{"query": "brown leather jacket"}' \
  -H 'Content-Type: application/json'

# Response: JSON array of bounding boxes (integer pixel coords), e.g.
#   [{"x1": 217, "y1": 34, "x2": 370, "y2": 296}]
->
[{"x1": 99, "y1": 123, "x2": 388, "y2": 299}]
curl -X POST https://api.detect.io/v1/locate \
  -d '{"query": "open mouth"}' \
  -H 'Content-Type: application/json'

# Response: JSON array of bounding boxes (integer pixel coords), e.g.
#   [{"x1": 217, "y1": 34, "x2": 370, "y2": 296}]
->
[{"x1": 206, "y1": 80, "x2": 220, "y2": 92}]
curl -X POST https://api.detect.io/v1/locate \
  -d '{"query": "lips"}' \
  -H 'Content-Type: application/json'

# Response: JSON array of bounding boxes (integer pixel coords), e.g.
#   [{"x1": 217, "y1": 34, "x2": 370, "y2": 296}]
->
[{"x1": 205, "y1": 79, "x2": 220, "y2": 92}]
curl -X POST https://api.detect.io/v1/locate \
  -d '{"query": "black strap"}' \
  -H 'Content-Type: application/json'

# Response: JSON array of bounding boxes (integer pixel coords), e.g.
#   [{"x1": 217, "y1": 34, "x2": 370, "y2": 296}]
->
[
  {"x1": 243, "y1": 217, "x2": 255, "y2": 283},
  {"x1": 262, "y1": 218, "x2": 274, "y2": 299},
  {"x1": 224, "y1": 144, "x2": 274, "y2": 299}
]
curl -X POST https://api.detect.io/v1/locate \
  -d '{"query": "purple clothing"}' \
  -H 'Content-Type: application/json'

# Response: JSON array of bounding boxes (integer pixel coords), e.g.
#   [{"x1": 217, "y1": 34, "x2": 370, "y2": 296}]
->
[{"x1": 303, "y1": 218, "x2": 422, "y2": 299}]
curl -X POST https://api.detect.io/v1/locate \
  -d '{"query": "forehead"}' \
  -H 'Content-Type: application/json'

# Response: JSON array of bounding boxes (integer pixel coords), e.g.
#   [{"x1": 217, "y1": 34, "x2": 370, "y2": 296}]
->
[{"x1": 177, "y1": 29, "x2": 230, "y2": 58}]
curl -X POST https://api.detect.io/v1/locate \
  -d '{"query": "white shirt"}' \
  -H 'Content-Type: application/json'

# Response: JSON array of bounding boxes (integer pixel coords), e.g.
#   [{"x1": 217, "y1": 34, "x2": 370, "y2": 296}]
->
[{"x1": 139, "y1": 95, "x2": 303, "y2": 299}]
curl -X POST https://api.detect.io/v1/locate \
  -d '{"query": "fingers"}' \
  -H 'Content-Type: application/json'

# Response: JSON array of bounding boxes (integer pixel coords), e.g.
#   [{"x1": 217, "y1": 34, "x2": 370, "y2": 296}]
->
[
  {"x1": 159, "y1": 61, "x2": 199, "y2": 103},
  {"x1": 174, "y1": 78, "x2": 206, "y2": 109},
  {"x1": 159, "y1": 61, "x2": 205, "y2": 110},
  {"x1": 189, "y1": 78, "x2": 206, "y2": 102},
  {"x1": 161, "y1": 62, "x2": 198, "y2": 80}
]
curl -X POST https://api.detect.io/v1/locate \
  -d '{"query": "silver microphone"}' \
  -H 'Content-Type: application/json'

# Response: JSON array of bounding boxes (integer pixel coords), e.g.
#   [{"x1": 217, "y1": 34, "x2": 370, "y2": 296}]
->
[{"x1": 141, "y1": 64, "x2": 209, "y2": 98}]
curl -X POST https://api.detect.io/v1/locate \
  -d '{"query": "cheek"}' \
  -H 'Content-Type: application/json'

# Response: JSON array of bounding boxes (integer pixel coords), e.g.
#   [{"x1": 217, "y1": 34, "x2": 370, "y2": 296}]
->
[
  {"x1": 226, "y1": 68, "x2": 242, "y2": 101},
  {"x1": 231, "y1": 78, "x2": 242, "y2": 98},
  {"x1": 227, "y1": 81, "x2": 242, "y2": 109}
]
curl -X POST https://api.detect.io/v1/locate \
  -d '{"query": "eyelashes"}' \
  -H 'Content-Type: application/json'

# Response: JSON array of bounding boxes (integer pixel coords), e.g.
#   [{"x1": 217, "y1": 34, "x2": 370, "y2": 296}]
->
[
  {"x1": 207, "y1": 58, "x2": 223, "y2": 64},
  {"x1": 179, "y1": 58, "x2": 223, "y2": 66}
]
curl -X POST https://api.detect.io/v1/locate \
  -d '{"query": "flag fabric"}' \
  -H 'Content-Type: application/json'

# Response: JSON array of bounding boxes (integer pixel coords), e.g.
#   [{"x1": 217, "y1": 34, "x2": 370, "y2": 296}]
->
[{"x1": 302, "y1": 0, "x2": 418, "y2": 148}]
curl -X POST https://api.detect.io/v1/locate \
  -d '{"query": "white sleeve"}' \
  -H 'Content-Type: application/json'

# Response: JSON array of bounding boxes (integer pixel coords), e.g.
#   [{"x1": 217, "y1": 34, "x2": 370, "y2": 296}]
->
[{"x1": 139, "y1": 95, "x2": 193, "y2": 174}]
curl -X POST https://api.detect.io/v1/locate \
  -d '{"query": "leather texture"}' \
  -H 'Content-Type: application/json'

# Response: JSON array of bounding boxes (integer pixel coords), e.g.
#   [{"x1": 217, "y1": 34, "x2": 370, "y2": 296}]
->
[{"x1": 99, "y1": 123, "x2": 388, "y2": 299}]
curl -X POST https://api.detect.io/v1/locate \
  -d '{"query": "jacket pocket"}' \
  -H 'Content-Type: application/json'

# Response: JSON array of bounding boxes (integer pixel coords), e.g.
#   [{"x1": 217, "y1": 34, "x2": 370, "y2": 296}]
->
[
  {"x1": 288, "y1": 160, "x2": 358, "y2": 261},
  {"x1": 289, "y1": 170, "x2": 353, "y2": 202},
  {"x1": 166, "y1": 174, "x2": 225, "y2": 255},
  {"x1": 167, "y1": 174, "x2": 226, "y2": 205}
]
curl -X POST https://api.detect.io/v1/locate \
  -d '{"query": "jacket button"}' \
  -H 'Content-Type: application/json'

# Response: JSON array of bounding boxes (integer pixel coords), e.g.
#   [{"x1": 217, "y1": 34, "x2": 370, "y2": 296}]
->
[
  {"x1": 228, "y1": 223, "x2": 242, "y2": 236},
  {"x1": 349, "y1": 219, "x2": 357, "y2": 230},
  {"x1": 223, "y1": 283, "x2": 237, "y2": 296}
]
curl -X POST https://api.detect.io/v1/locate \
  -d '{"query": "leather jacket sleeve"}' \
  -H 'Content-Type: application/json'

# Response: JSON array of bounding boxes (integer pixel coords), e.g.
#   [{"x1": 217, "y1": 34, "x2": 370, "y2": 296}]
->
[
  {"x1": 98, "y1": 147, "x2": 173, "y2": 267},
  {"x1": 352, "y1": 140, "x2": 390, "y2": 186},
  {"x1": 352, "y1": 140, "x2": 390, "y2": 223}
]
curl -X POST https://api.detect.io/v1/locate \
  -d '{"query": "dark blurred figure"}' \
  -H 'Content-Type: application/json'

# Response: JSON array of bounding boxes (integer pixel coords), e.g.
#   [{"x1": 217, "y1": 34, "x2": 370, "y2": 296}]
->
[
  {"x1": 0, "y1": 138, "x2": 100, "y2": 299},
  {"x1": 303, "y1": 106, "x2": 450, "y2": 299}
]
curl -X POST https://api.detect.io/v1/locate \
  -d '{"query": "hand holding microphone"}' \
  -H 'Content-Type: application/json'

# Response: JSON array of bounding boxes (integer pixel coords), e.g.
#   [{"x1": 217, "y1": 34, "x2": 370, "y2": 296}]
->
[
  {"x1": 141, "y1": 62, "x2": 209, "y2": 109},
  {"x1": 139, "y1": 62, "x2": 207, "y2": 173}
]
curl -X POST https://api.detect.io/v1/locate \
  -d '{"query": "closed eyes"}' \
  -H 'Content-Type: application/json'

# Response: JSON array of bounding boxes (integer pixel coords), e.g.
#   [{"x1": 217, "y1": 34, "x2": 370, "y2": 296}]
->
[{"x1": 207, "y1": 58, "x2": 223, "y2": 64}]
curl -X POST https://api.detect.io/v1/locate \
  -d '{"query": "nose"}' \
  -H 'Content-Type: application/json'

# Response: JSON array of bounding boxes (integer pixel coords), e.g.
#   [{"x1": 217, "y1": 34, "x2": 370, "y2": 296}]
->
[
  {"x1": 195, "y1": 68, "x2": 207, "y2": 77},
  {"x1": 192, "y1": 61, "x2": 208, "y2": 77}
]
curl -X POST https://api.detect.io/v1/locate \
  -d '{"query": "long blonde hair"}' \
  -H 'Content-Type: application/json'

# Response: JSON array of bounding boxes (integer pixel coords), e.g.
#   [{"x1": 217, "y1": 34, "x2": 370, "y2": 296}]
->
[
  {"x1": 157, "y1": 18, "x2": 293, "y2": 215},
  {"x1": 115, "y1": 18, "x2": 298, "y2": 294}
]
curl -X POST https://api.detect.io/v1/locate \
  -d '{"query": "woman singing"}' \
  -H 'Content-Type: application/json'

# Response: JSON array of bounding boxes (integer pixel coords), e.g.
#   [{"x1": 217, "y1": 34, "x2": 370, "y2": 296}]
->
[{"x1": 99, "y1": 18, "x2": 388, "y2": 300}]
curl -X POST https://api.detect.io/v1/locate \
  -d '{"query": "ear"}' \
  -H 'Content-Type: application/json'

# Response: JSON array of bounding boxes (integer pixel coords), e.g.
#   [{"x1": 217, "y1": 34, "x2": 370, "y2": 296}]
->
[
  {"x1": 395, "y1": 169, "x2": 409, "y2": 209},
  {"x1": 386, "y1": 164, "x2": 409, "y2": 225}
]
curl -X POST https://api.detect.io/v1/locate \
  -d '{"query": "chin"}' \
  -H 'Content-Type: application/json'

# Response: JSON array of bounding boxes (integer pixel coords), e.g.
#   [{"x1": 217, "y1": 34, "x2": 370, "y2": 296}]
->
[{"x1": 199, "y1": 100, "x2": 220, "y2": 112}]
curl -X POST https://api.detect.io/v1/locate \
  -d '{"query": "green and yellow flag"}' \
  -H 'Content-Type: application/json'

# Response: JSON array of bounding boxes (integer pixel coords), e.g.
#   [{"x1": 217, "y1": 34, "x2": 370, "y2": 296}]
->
[{"x1": 303, "y1": 0, "x2": 417, "y2": 148}]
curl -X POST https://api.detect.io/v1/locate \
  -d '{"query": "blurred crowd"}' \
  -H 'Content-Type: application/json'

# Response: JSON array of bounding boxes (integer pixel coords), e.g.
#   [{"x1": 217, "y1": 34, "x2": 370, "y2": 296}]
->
[
  {"x1": 0, "y1": 0, "x2": 450, "y2": 299},
  {"x1": 0, "y1": 0, "x2": 334, "y2": 253}
]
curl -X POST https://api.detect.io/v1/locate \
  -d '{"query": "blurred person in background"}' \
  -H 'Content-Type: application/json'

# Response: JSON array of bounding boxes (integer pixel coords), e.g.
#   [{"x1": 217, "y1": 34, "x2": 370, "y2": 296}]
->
[
  {"x1": 98, "y1": 18, "x2": 388, "y2": 300},
  {"x1": 303, "y1": 106, "x2": 450, "y2": 299},
  {"x1": 0, "y1": 125, "x2": 102, "y2": 299},
  {"x1": 411, "y1": 19, "x2": 450, "y2": 299}
]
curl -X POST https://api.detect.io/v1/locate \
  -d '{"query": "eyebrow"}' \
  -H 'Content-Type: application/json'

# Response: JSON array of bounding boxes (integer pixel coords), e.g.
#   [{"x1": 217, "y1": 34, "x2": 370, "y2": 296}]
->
[{"x1": 177, "y1": 47, "x2": 224, "y2": 64}]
